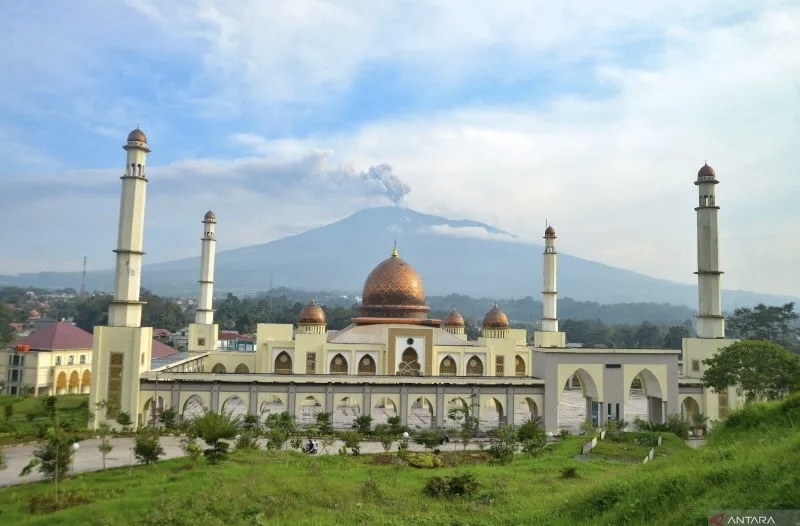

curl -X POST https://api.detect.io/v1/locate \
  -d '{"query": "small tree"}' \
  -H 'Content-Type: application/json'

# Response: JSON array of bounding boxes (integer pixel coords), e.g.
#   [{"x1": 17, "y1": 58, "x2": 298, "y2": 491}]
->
[
  {"x1": 191, "y1": 411, "x2": 237, "y2": 463},
  {"x1": 387, "y1": 416, "x2": 403, "y2": 436},
  {"x1": 489, "y1": 425, "x2": 518, "y2": 464},
  {"x1": 158, "y1": 408, "x2": 177, "y2": 430},
  {"x1": 414, "y1": 429, "x2": 443, "y2": 452},
  {"x1": 265, "y1": 411, "x2": 296, "y2": 460},
  {"x1": 373, "y1": 423, "x2": 394, "y2": 453},
  {"x1": 41, "y1": 396, "x2": 58, "y2": 419},
  {"x1": 116, "y1": 411, "x2": 132, "y2": 432},
  {"x1": 20, "y1": 429, "x2": 74, "y2": 481},
  {"x1": 235, "y1": 431, "x2": 260, "y2": 450},
  {"x1": 180, "y1": 433, "x2": 203, "y2": 461},
  {"x1": 341, "y1": 431, "x2": 362, "y2": 455},
  {"x1": 703, "y1": 340, "x2": 800, "y2": 402},
  {"x1": 0, "y1": 445, "x2": 6, "y2": 471},
  {"x1": 314, "y1": 412, "x2": 334, "y2": 435},
  {"x1": 354, "y1": 415, "x2": 373, "y2": 435},
  {"x1": 242, "y1": 414, "x2": 260, "y2": 434},
  {"x1": 97, "y1": 423, "x2": 114, "y2": 470},
  {"x1": 134, "y1": 427, "x2": 165, "y2": 465}
]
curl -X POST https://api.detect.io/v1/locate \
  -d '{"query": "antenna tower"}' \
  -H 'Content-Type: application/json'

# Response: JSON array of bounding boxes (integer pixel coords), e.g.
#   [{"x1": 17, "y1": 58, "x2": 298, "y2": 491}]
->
[{"x1": 80, "y1": 256, "x2": 87, "y2": 296}]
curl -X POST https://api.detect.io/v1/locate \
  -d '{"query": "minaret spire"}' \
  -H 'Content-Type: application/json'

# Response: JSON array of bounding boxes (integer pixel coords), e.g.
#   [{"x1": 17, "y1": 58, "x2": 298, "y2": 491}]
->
[
  {"x1": 196, "y1": 211, "x2": 217, "y2": 324},
  {"x1": 542, "y1": 224, "x2": 558, "y2": 332},
  {"x1": 694, "y1": 162, "x2": 725, "y2": 338},
  {"x1": 107, "y1": 128, "x2": 150, "y2": 327}
]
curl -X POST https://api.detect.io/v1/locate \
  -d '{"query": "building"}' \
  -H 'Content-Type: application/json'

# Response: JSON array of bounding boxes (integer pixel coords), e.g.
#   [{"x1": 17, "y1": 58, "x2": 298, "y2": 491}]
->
[{"x1": 88, "y1": 129, "x2": 741, "y2": 432}]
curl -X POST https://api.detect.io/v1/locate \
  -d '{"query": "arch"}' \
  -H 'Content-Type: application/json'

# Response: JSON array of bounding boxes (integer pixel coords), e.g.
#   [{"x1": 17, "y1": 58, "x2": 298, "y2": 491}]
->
[
  {"x1": 681, "y1": 396, "x2": 700, "y2": 423},
  {"x1": 443, "y1": 397, "x2": 470, "y2": 428},
  {"x1": 409, "y1": 396, "x2": 434, "y2": 429},
  {"x1": 182, "y1": 395, "x2": 206, "y2": 422},
  {"x1": 557, "y1": 367, "x2": 600, "y2": 401},
  {"x1": 234, "y1": 363, "x2": 250, "y2": 374},
  {"x1": 211, "y1": 363, "x2": 227, "y2": 374},
  {"x1": 481, "y1": 397, "x2": 504, "y2": 429},
  {"x1": 330, "y1": 353, "x2": 348, "y2": 374},
  {"x1": 222, "y1": 395, "x2": 247, "y2": 424},
  {"x1": 357, "y1": 355, "x2": 376, "y2": 375},
  {"x1": 81, "y1": 370, "x2": 91, "y2": 393},
  {"x1": 144, "y1": 396, "x2": 165, "y2": 425},
  {"x1": 333, "y1": 396, "x2": 361, "y2": 429},
  {"x1": 515, "y1": 397, "x2": 539, "y2": 424},
  {"x1": 68, "y1": 370, "x2": 80, "y2": 392},
  {"x1": 299, "y1": 395, "x2": 323, "y2": 424},
  {"x1": 439, "y1": 356, "x2": 457, "y2": 376},
  {"x1": 515, "y1": 355, "x2": 526, "y2": 377},
  {"x1": 466, "y1": 355, "x2": 484, "y2": 376},
  {"x1": 625, "y1": 368, "x2": 664, "y2": 401},
  {"x1": 372, "y1": 397, "x2": 397, "y2": 425},
  {"x1": 397, "y1": 347, "x2": 421, "y2": 376},
  {"x1": 56, "y1": 371, "x2": 67, "y2": 389},
  {"x1": 557, "y1": 367, "x2": 601, "y2": 433},
  {"x1": 259, "y1": 396, "x2": 286, "y2": 422},
  {"x1": 274, "y1": 352, "x2": 292, "y2": 374}
]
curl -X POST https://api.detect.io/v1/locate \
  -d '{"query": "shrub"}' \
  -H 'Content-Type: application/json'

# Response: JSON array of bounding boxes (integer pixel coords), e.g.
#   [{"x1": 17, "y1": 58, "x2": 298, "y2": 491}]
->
[
  {"x1": 560, "y1": 466, "x2": 579, "y2": 479},
  {"x1": 414, "y1": 429, "x2": 443, "y2": 451},
  {"x1": 235, "y1": 431, "x2": 259, "y2": 450},
  {"x1": 179, "y1": 436, "x2": 203, "y2": 461},
  {"x1": 489, "y1": 425, "x2": 518, "y2": 464},
  {"x1": 341, "y1": 431, "x2": 361, "y2": 455},
  {"x1": 407, "y1": 452, "x2": 443, "y2": 469},
  {"x1": 134, "y1": 427, "x2": 165, "y2": 464},
  {"x1": 353, "y1": 415, "x2": 373, "y2": 435},
  {"x1": 373, "y1": 423, "x2": 394, "y2": 453},
  {"x1": 521, "y1": 430, "x2": 548, "y2": 457},
  {"x1": 360, "y1": 478, "x2": 382, "y2": 500},
  {"x1": 158, "y1": 408, "x2": 177, "y2": 430},
  {"x1": 116, "y1": 412, "x2": 132, "y2": 431},
  {"x1": 423, "y1": 473, "x2": 478, "y2": 498},
  {"x1": 191, "y1": 411, "x2": 237, "y2": 463}
]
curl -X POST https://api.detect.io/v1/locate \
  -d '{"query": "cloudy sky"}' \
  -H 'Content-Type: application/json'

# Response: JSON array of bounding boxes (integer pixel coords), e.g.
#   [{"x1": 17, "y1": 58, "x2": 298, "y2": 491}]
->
[{"x1": 1, "y1": 1, "x2": 798, "y2": 296}]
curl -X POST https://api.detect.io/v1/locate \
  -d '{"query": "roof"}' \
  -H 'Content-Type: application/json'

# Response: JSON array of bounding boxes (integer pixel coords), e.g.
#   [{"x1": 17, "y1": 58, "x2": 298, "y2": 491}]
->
[
  {"x1": 152, "y1": 328, "x2": 171, "y2": 337},
  {"x1": 13, "y1": 321, "x2": 93, "y2": 351},
  {"x1": 152, "y1": 339, "x2": 180, "y2": 359}
]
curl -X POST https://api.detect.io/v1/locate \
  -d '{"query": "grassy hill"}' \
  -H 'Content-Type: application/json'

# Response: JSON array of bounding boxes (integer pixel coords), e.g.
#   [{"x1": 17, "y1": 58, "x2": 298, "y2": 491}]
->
[{"x1": 1, "y1": 394, "x2": 798, "y2": 525}]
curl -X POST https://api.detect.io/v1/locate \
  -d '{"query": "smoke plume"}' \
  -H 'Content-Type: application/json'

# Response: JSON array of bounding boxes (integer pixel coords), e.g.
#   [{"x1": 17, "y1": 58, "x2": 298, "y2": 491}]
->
[{"x1": 361, "y1": 164, "x2": 411, "y2": 205}]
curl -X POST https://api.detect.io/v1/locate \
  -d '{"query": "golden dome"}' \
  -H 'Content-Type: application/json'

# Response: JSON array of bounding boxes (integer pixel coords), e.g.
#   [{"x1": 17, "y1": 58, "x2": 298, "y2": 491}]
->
[
  {"x1": 443, "y1": 307, "x2": 465, "y2": 328},
  {"x1": 697, "y1": 163, "x2": 715, "y2": 179},
  {"x1": 127, "y1": 128, "x2": 147, "y2": 144},
  {"x1": 482, "y1": 304, "x2": 509, "y2": 329},
  {"x1": 204, "y1": 210, "x2": 216, "y2": 222},
  {"x1": 544, "y1": 225, "x2": 556, "y2": 237},
  {"x1": 298, "y1": 299, "x2": 326, "y2": 325},
  {"x1": 358, "y1": 247, "x2": 430, "y2": 320}
]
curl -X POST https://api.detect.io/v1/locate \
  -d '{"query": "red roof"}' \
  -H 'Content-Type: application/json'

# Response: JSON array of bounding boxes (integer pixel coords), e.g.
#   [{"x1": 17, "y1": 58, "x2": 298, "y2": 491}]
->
[
  {"x1": 13, "y1": 321, "x2": 93, "y2": 351},
  {"x1": 219, "y1": 331, "x2": 240, "y2": 340},
  {"x1": 152, "y1": 339, "x2": 179, "y2": 359}
]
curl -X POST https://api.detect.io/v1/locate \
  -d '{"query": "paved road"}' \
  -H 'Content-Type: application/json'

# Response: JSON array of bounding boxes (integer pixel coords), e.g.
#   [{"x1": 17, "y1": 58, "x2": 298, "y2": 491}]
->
[{"x1": 0, "y1": 436, "x2": 481, "y2": 488}]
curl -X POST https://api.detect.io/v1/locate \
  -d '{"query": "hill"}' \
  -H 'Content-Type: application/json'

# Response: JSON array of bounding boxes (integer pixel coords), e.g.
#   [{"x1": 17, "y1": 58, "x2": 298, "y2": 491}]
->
[{"x1": 1, "y1": 207, "x2": 795, "y2": 309}]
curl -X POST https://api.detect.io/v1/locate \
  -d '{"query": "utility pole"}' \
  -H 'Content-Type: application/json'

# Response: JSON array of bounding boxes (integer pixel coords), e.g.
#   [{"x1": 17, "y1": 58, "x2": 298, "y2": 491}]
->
[{"x1": 80, "y1": 256, "x2": 87, "y2": 297}]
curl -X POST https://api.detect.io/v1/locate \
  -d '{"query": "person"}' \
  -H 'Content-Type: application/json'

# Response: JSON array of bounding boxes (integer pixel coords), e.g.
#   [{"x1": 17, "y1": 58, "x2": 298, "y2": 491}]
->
[{"x1": 311, "y1": 439, "x2": 319, "y2": 454}]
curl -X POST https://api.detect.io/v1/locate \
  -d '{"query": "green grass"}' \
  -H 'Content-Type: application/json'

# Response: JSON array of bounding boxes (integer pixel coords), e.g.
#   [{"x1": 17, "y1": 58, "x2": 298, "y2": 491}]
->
[
  {"x1": 1, "y1": 393, "x2": 799, "y2": 525},
  {"x1": 0, "y1": 395, "x2": 89, "y2": 445}
]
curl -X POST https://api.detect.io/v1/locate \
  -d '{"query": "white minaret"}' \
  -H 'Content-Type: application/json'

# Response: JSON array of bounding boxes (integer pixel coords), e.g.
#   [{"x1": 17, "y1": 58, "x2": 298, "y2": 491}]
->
[
  {"x1": 108, "y1": 128, "x2": 150, "y2": 327},
  {"x1": 542, "y1": 225, "x2": 558, "y2": 332},
  {"x1": 695, "y1": 163, "x2": 725, "y2": 338},
  {"x1": 195, "y1": 210, "x2": 216, "y2": 324}
]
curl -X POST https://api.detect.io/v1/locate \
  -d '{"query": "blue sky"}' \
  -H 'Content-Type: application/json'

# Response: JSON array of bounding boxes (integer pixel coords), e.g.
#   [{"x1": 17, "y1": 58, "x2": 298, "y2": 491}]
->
[{"x1": 1, "y1": 0, "x2": 799, "y2": 297}]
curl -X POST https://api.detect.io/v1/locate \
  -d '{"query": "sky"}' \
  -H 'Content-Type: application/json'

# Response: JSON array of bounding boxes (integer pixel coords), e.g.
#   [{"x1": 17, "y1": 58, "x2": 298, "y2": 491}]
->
[{"x1": 1, "y1": 1, "x2": 799, "y2": 297}]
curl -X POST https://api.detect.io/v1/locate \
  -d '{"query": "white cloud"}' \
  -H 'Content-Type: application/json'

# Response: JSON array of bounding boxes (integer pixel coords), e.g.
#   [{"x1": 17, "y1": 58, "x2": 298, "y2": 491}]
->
[{"x1": 422, "y1": 225, "x2": 522, "y2": 243}]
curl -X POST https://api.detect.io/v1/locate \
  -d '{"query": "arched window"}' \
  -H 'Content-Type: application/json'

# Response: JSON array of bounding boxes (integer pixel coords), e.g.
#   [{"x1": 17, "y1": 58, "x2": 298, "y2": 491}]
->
[
  {"x1": 439, "y1": 356, "x2": 456, "y2": 375},
  {"x1": 211, "y1": 363, "x2": 226, "y2": 374},
  {"x1": 358, "y1": 355, "x2": 376, "y2": 375},
  {"x1": 397, "y1": 347, "x2": 421, "y2": 376},
  {"x1": 274, "y1": 352, "x2": 292, "y2": 374},
  {"x1": 515, "y1": 355, "x2": 526, "y2": 377},
  {"x1": 466, "y1": 356, "x2": 483, "y2": 376},
  {"x1": 330, "y1": 354, "x2": 348, "y2": 374},
  {"x1": 234, "y1": 363, "x2": 249, "y2": 374}
]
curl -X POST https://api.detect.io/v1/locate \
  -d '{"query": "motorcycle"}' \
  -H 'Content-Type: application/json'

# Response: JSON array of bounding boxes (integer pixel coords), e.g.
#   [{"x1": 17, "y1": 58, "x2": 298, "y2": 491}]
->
[{"x1": 303, "y1": 440, "x2": 318, "y2": 454}]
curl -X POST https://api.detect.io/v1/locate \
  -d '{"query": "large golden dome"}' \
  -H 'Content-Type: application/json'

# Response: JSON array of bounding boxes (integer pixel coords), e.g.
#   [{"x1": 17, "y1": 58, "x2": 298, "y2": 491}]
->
[{"x1": 358, "y1": 247, "x2": 430, "y2": 320}]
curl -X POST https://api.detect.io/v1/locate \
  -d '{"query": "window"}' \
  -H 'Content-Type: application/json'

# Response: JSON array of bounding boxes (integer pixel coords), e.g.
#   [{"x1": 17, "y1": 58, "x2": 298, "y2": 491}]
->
[
  {"x1": 198, "y1": 337, "x2": 206, "y2": 346},
  {"x1": 495, "y1": 356, "x2": 505, "y2": 376},
  {"x1": 10, "y1": 369, "x2": 19, "y2": 382},
  {"x1": 306, "y1": 353, "x2": 316, "y2": 374},
  {"x1": 56, "y1": 356, "x2": 62, "y2": 366},
  {"x1": 11, "y1": 355, "x2": 20, "y2": 366},
  {"x1": 9, "y1": 386, "x2": 17, "y2": 395},
  {"x1": 691, "y1": 360, "x2": 700, "y2": 372},
  {"x1": 79, "y1": 355, "x2": 86, "y2": 365},
  {"x1": 68, "y1": 355, "x2": 75, "y2": 365}
]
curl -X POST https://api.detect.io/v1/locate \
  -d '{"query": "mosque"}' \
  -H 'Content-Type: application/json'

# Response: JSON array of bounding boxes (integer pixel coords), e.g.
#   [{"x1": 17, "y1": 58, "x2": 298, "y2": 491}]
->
[{"x1": 89, "y1": 129, "x2": 740, "y2": 433}]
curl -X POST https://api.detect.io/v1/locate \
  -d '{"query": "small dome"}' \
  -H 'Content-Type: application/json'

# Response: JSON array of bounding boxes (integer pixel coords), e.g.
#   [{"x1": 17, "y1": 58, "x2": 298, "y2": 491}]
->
[
  {"x1": 443, "y1": 307, "x2": 465, "y2": 328},
  {"x1": 298, "y1": 299, "x2": 326, "y2": 325},
  {"x1": 127, "y1": 128, "x2": 147, "y2": 144},
  {"x1": 544, "y1": 225, "x2": 556, "y2": 237},
  {"x1": 697, "y1": 163, "x2": 716, "y2": 179},
  {"x1": 204, "y1": 210, "x2": 216, "y2": 222},
  {"x1": 482, "y1": 304, "x2": 509, "y2": 329}
]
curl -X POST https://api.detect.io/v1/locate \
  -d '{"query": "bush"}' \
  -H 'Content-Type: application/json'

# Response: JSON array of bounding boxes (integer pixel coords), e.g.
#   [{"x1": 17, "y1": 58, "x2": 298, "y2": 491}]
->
[
  {"x1": 561, "y1": 466, "x2": 579, "y2": 479},
  {"x1": 340, "y1": 431, "x2": 361, "y2": 455},
  {"x1": 489, "y1": 425, "x2": 519, "y2": 464},
  {"x1": 423, "y1": 473, "x2": 478, "y2": 498},
  {"x1": 235, "y1": 431, "x2": 259, "y2": 450},
  {"x1": 134, "y1": 427, "x2": 165, "y2": 465},
  {"x1": 521, "y1": 430, "x2": 548, "y2": 457},
  {"x1": 180, "y1": 436, "x2": 203, "y2": 461},
  {"x1": 353, "y1": 415, "x2": 373, "y2": 435},
  {"x1": 407, "y1": 452, "x2": 443, "y2": 469}
]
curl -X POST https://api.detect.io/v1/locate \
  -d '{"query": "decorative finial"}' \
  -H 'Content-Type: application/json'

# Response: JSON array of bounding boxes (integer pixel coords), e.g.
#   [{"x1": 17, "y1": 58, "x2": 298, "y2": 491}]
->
[{"x1": 391, "y1": 240, "x2": 399, "y2": 258}]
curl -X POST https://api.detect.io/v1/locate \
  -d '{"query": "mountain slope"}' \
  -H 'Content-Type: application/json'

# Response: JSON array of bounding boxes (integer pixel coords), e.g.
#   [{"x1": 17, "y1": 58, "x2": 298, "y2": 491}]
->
[{"x1": 2, "y1": 207, "x2": 795, "y2": 309}]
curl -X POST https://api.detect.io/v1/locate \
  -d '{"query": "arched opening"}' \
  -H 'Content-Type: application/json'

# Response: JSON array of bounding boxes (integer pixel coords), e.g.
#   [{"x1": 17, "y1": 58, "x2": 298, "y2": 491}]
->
[
  {"x1": 515, "y1": 397, "x2": 539, "y2": 425},
  {"x1": 333, "y1": 396, "x2": 361, "y2": 429},
  {"x1": 182, "y1": 395, "x2": 206, "y2": 422},
  {"x1": 330, "y1": 353, "x2": 348, "y2": 374},
  {"x1": 299, "y1": 395, "x2": 322, "y2": 425},
  {"x1": 68, "y1": 371, "x2": 80, "y2": 393},
  {"x1": 409, "y1": 396, "x2": 434, "y2": 429},
  {"x1": 443, "y1": 397, "x2": 470, "y2": 429},
  {"x1": 260, "y1": 396, "x2": 286, "y2": 422},
  {"x1": 274, "y1": 352, "x2": 292, "y2": 374},
  {"x1": 439, "y1": 356, "x2": 457, "y2": 376},
  {"x1": 56, "y1": 372, "x2": 67, "y2": 394},
  {"x1": 357, "y1": 355, "x2": 376, "y2": 375},
  {"x1": 466, "y1": 355, "x2": 483, "y2": 376},
  {"x1": 144, "y1": 396, "x2": 165, "y2": 426},
  {"x1": 397, "y1": 347, "x2": 421, "y2": 376},
  {"x1": 515, "y1": 355, "x2": 526, "y2": 377},
  {"x1": 222, "y1": 395, "x2": 247, "y2": 424},
  {"x1": 372, "y1": 397, "x2": 397, "y2": 425},
  {"x1": 481, "y1": 397, "x2": 504, "y2": 429},
  {"x1": 558, "y1": 368, "x2": 600, "y2": 434},
  {"x1": 625, "y1": 368, "x2": 665, "y2": 429},
  {"x1": 681, "y1": 396, "x2": 700, "y2": 424},
  {"x1": 81, "y1": 370, "x2": 91, "y2": 393},
  {"x1": 234, "y1": 363, "x2": 250, "y2": 374},
  {"x1": 211, "y1": 363, "x2": 226, "y2": 374}
]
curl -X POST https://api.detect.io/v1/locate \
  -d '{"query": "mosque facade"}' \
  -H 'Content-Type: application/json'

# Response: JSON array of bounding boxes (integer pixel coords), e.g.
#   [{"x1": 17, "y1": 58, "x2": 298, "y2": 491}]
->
[{"x1": 89, "y1": 129, "x2": 741, "y2": 433}]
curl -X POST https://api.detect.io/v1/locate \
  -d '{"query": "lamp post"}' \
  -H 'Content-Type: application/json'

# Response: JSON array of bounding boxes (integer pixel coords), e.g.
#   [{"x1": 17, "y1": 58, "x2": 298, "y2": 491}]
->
[{"x1": 72, "y1": 442, "x2": 80, "y2": 476}]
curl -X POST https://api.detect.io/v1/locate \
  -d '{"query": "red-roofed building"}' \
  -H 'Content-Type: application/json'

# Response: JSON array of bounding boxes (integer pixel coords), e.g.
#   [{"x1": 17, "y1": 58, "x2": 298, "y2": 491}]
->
[{"x1": 0, "y1": 321, "x2": 179, "y2": 397}]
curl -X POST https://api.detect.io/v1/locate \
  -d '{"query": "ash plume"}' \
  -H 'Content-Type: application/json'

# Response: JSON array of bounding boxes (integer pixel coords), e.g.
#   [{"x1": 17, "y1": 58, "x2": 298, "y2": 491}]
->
[{"x1": 362, "y1": 164, "x2": 411, "y2": 205}]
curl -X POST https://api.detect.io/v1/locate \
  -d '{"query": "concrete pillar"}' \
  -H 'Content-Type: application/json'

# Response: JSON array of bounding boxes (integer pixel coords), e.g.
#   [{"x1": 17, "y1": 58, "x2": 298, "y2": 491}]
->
[
  {"x1": 288, "y1": 384, "x2": 297, "y2": 416},
  {"x1": 325, "y1": 384, "x2": 334, "y2": 414},
  {"x1": 171, "y1": 383, "x2": 180, "y2": 411},
  {"x1": 399, "y1": 386, "x2": 409, "y2": 427},
  {"x1": 435, "y1": 386, "x2": 445, "y2": 429},
  {"x1": 210, "y1": 384, "x2": 219, "y2": 413},
  {"x1": 506, "y1": 387, "x2": 515, "y2": 427},
  {"x1": 362, "y1": 385, "x2": 372, "y2": 420},
  {"x1": 248, "y1": 384, "x2": 258, "y2": 415}
]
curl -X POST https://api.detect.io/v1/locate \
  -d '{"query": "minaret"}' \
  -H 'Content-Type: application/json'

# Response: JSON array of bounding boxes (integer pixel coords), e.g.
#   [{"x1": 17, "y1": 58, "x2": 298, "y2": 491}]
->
[
  {"x1": 196, "y1": 211, "x2": 216, "y2": 324},
  {"x1": 108, "y1": 128, "x2": 150, "y2": 327},
  {"x1": 542, "y1": 225, "x2": 558, "y2": 332},
  {"x1": 90, "y1": 128, "x2": 154, "y2": 430},
  {"x1": 694, "y1": 163, "x2": 725, "y2": 338}
]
